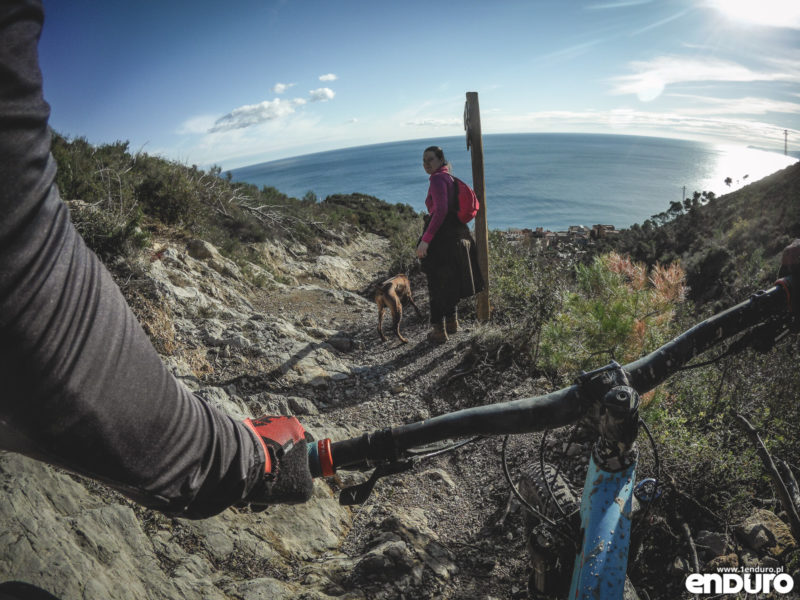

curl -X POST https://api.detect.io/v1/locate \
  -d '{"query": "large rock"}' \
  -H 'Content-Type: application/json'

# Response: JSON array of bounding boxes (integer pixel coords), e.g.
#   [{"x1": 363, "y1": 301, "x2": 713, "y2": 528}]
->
[
  {"x1": 0, "y1": 453, "x2": 181, "y2": 600},
  {"x1": 353, "y1": 507, "x2": 457, "y2": 595},
  {"x1": 313, "y1": 255, "x2": 364, "y2": 290},
  {"x1": 0, "y1": 451, "x2": 355, "y2": 600},
  {"x1": 696, "y1": 530, "x2": 731, "y2": 558},
  {"x1": 735, "y1": 509, "x2": 796, "y2": 557}
]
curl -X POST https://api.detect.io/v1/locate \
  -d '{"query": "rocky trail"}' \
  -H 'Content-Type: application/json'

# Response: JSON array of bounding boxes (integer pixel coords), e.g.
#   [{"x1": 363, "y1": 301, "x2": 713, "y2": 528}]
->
[{"x1": 0, "y1": 232, "x2": 543, "y2": 600}]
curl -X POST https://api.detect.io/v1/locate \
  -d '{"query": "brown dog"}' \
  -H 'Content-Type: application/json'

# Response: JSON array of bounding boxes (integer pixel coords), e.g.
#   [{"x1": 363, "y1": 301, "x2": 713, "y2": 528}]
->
[{"x1": 375, "y1": 274, "x2": 423, "y2": 343}]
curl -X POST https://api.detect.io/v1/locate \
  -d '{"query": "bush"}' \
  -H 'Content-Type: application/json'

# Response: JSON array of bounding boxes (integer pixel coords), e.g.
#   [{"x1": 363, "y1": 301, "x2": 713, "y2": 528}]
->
[
  {"x1": 134, "y1": 156, "x2": 201, "y2": 226},
  {"x1": 387, "y1": 217, "x2": 424, "y2": 275},
  {"x1": 488, "y1": 231, "x2": 564, "y2": 327},
  {"x1": 320, "y1": 193, "x2": 423, "y2": 275},
  {"x1": 52, "y1": 133, "x2": 149, "y2": 259},
  {"x1": 322, "y1": 193, "x2": 421, "y2": 239},
  {"x1": 538, "y1": 252, "x2": 687, "y2": 379},
  {"x1": 464, "y1": 232, "x2": 566, "y2": 372},
  {"x1": 67, "y1": 200, "x2": 149, "y2": 260},
  {"x1": 51, "y1": 133, "x2": 422, "y2": 278}
]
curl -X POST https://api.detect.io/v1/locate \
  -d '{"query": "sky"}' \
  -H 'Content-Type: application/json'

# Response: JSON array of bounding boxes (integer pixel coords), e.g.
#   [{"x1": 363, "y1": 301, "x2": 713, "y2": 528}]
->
[{"x1": 38, "y1": 0, "x2": 800, "y2": 170}]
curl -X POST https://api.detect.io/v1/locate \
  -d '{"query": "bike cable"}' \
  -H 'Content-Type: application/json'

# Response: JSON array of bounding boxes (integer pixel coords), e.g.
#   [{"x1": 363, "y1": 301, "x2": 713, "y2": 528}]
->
[
  {"x1": 632, "y1": 417, "x2": 661, "y2": 537},
  {"x1": 404, "y1": 435, "x2": 485, "y2": 460}
]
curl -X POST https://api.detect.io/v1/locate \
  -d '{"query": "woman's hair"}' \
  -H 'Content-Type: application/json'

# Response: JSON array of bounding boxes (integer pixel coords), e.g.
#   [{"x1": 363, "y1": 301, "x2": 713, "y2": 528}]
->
[{"x1": 423, "y1": 145, "x2": 449, "y2": 166}]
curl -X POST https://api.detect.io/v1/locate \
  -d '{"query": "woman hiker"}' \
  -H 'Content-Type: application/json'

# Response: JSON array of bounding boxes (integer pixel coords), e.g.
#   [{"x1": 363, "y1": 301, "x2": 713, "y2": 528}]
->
[{"x1": 416, "y1": 146, "x2": 484, "y2": 343}]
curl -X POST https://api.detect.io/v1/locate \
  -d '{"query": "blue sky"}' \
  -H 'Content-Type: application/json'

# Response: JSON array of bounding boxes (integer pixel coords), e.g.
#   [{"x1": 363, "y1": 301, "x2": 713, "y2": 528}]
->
[{"x1": 39, "y1": 0, "x2": 800, "y2": 170}]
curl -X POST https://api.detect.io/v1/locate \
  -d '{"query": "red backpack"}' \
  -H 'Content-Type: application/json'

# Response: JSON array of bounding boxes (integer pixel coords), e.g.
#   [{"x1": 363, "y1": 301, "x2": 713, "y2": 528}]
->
[{"x1": 448, "y1": 175, "x2": 480, "y2": 224}]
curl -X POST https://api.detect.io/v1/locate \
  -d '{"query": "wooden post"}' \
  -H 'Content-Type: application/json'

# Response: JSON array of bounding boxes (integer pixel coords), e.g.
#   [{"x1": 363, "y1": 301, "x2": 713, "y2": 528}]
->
[{"x1": 465, "y1": 92, "x2": 490, "y2": 322}]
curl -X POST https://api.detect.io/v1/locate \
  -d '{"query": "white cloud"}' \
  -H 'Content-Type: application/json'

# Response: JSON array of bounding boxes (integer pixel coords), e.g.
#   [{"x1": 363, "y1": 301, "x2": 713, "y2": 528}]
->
[
  {"x1": 765, "y1": 56, "x2": 800, "y2": 78},
  {"x1": 485, "y1": 107, "x2": 798, "y2": 147},
  {"x1": 272, "y1": 82, "x2": 295, "y2": 94},
  {"x1": 209, "y1": 98, "x2": 307, "y2": 132},
  {"x1": 319, "y1": 73, "x2": 338, "y2": 82},
  {"x1": 669, "y1": 94, "x2": 800, "y2": 116},
  {"x1": 202, "y1": 85, "x2": 337, "y2": 136},
  {"x1": 585, "y1": 0, "x2": 653, "y2": 9},
  {"x1": 630, "y1": 8, "x2": 691, "y2": 36},
  {"x1": 309, "y1": 87, "x2": 335, "y2": 102},
  {"x1": 611, "y1": 55, "x2": 795, "y2": 101},
  {"x1": 177, "y1": 114, "x2": 218, "y2": 135}
]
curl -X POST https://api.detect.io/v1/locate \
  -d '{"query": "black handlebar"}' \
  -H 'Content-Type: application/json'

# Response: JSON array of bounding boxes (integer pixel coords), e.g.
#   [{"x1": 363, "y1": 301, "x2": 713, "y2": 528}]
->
[{"x1": 308, "y1": 275, "x2": 795, "y2": 478}]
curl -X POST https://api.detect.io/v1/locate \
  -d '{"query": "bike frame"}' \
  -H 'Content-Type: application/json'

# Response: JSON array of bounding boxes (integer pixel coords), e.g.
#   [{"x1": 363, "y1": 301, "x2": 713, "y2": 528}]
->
[
  {"x1": 566, "y1": 363, "x2": 642, "y2": 599},
  {"x1": 570, "y1": 453, "x2": 637, "y2": 598}
]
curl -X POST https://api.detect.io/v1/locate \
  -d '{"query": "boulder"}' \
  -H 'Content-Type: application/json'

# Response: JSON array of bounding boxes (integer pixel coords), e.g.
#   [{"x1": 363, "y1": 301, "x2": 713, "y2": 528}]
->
[
  {"x1": 735, "y1": 509, "x2": 796, "y2": 557},
  {"x1": 696, "y1": 530, "x2": 731, "y2": 558}
]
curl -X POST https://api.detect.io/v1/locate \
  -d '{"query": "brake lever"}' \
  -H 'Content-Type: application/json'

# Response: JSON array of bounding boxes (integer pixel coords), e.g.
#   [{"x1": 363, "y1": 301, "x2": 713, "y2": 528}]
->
[{"x1": 338, "y1": 459, "x2": 415, "y2": 505}]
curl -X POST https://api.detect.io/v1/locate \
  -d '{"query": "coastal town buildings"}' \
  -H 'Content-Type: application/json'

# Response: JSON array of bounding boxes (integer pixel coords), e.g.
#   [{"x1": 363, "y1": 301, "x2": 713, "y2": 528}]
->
[{"x1": 504, "y1": 224, "x2": 619, "y2": 247}]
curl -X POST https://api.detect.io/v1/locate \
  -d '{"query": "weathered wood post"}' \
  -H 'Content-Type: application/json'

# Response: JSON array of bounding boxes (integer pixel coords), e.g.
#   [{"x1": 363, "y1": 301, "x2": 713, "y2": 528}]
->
[{"x1": 464, "y1": 92, "x2": 490, "y2": 322}]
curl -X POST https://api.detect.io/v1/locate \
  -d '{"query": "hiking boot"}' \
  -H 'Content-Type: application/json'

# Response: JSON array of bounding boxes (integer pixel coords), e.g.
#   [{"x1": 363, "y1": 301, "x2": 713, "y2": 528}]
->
[
  {"x1": 427, "y1": 323, "x2": 449, "y2": 344},
  {"x1": 445, "y1": 315, "x2": 459, "y2": 334}
]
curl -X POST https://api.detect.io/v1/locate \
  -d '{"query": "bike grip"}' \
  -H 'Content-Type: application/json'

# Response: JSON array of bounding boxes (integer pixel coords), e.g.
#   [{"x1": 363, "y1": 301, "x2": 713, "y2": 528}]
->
[{"x1": 307, "y1": 439, "x2": 335, "y2": 478}]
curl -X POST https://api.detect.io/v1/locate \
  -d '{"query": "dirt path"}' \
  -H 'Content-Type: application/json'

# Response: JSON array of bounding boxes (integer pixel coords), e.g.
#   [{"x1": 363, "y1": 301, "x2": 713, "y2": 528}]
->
[{"x1": 245, "y1": 248, "x2": 548, "y2": 598}]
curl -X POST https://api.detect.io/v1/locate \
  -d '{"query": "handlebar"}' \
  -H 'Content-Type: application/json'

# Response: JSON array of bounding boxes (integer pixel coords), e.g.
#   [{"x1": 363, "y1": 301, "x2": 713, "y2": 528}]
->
[{"x1": 308, "y1": 273, "x2": 796, "y2": 481}]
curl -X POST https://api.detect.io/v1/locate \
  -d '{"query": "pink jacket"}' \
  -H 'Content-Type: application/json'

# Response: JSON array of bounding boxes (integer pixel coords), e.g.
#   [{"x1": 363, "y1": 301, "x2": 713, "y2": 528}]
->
[{"x1": 421, "y1": 165, "x2": 454, "y2": 244}]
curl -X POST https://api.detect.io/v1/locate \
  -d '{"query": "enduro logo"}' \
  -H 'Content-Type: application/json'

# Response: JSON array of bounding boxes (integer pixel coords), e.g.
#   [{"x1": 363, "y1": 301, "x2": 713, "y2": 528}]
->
[{"x1": 685, "y1": 569, "x2": 794, "y2": 595}]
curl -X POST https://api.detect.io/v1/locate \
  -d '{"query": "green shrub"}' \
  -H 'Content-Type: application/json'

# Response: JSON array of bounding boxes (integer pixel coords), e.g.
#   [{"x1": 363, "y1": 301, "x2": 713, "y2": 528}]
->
[
  {"x1": 488, "y1": 231, "x2": 564, "y2": 327},
  {"x1": 52, "y1": 133, "x2": 421, "y2": 277},
  {"x1": 538, "y1": 252, "x2": 687, "y2": 379},
  {"x1": 52, "y1": 133, "x2": 148, "y2": 259},
  {"x1": 639, "y1": 332, "x2": 800, "y2": 523},
  {"x1": 68, "y1": 200, "x2": 149, "y2": 260},
  {"x1": 134, "y1": 156, "x2": 200, "y2": 226},
  {"x1": 322, "y1": 193, "x2": 420, "y2": 239},
  {"x1": 387, "y1": 216, "x2": 424, "y2": 275},
  {"x1": 464, "y1": 232, "x2": 566, "y2": 372}
]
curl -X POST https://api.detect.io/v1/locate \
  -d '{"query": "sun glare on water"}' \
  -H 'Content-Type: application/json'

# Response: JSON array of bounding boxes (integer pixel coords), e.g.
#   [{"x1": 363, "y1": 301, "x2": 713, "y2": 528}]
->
[
  {"x1": 709, "y1": 0, "x2": 800, "y2": 28},
  {"x1": 702, "y1": 145, "x2": 797, "y2": 195}
]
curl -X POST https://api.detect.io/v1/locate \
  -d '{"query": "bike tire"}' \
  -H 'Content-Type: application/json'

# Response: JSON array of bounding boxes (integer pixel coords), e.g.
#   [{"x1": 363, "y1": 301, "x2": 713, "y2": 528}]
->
[{"x1": 518, "y1": 460, "x2": 579, "y2": 598}]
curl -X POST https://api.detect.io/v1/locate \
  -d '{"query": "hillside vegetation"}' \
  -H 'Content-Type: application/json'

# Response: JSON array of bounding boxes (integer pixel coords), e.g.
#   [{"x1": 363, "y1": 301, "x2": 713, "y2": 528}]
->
[
  {"x1": 51, "y1": 132, "x2": 422, "y2": 276},
  {"x1": 607, "y1": 161, "x2": 800, "y2": 309},
  {"x1": 45, "y1": 134, "x2": 800, "y2": 597}
]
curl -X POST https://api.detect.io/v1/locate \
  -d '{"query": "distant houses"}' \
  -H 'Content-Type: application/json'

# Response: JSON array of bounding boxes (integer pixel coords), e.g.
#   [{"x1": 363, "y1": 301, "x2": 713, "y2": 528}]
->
[{"x1": 504, "y1": 224, "x2": 618, "y2": 248}]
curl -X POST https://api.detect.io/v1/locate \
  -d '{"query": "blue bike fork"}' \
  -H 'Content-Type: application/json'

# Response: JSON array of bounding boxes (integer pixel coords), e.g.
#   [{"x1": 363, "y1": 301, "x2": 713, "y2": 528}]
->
[{"x1": 568, "y1": 454, "x2": 636, "y2": 599}]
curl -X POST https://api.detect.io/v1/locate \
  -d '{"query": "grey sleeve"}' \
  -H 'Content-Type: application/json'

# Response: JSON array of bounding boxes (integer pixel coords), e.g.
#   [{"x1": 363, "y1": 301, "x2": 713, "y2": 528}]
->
[{"x1": 0, "y1": 0, "x2": 266, "y2": 518}]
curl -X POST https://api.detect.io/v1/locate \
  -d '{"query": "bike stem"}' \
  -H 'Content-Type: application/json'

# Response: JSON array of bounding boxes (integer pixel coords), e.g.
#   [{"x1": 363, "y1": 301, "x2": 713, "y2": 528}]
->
[{"x1": 570, "y1": 363, "x2": 641, "y2": 599}]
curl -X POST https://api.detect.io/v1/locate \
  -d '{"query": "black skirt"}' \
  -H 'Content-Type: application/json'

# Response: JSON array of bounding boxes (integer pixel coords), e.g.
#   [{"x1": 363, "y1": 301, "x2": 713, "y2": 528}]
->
[{"x1": 420, "y1": 214, "x2": 485, "y2": 320}]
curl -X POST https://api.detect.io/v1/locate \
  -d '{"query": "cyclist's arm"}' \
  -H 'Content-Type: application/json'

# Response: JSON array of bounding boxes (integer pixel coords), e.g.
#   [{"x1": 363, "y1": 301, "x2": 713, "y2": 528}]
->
[{"x1": 0, "y1": 0, "x2": 284, "y2": 518}]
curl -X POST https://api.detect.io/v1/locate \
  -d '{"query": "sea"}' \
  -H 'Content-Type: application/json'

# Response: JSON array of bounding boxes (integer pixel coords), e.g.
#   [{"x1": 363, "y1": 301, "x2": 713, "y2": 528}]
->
[{"x1": 229, "y1": 133, "x2": 798, "y2": 232}]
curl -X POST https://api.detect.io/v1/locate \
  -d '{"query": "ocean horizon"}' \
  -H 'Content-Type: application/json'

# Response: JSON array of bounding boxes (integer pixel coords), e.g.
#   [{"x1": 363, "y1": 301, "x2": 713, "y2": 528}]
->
[{"x1": 229, "y1": 133, "x2": 797, "y2": 232}]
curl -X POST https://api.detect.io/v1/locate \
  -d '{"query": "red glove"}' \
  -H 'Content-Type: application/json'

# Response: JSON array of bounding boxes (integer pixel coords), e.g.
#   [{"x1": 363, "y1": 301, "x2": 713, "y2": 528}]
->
[{"x1": 242, "y1": 416, "x2": 314, "y2": 507}]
